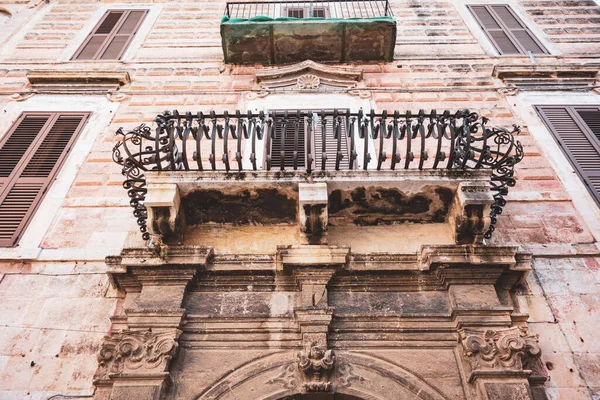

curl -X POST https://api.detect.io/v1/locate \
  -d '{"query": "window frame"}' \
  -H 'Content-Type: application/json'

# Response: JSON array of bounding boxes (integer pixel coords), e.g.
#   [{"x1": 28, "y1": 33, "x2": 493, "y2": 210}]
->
[
  {"x1": 0, "y1": 111, "x2": 90, "y2": 247},
  {"x1": 535, "y1": 105, "x2": 600, "y2": 206},
  {"x1": 467, "y1": 3, "x2": 549, "y2": 56},
  {"x1": 71, "y1": 9, "x2": 148, "y2": 61}
]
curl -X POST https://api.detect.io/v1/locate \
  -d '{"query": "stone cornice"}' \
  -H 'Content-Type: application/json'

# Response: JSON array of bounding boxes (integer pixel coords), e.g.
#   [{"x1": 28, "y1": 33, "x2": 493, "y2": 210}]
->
[
  {"x1": 26, "y1": 70, "x2": 131, "y2": 93},
  {"x1": 493, "y1": 63, "x2": 599, "y2": 90}
]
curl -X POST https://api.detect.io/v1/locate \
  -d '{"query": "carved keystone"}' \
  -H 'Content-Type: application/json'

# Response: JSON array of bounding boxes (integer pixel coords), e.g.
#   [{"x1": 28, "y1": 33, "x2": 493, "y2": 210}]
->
[
  {"x1": 298, "y1": 344, "x2": 335, "y2": 393},
  {"x1": 145, "y1": 183, "x2": 183, "y2": 244},
  {"x1": 453, "y1": 181, "x2": 494, "y2": 245},
  {"x1": 299, "y1": 183, "x2": 329, "y2": 244},
  {"x1": 295, "y1": 308, "x2": 336, "y2": 393}
]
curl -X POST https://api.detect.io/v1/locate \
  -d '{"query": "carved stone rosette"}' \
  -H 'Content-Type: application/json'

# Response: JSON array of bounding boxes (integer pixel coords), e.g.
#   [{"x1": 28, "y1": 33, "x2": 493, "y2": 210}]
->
[
  {"x1": 459, "y1": 327, "x2": 542, "y2": 376},
  {"x1": 298, "y1": 345, "x2": 336, "y2": 392},
  {"x1": 94, "y1": 330, "x2": 180, "y2": 382}
]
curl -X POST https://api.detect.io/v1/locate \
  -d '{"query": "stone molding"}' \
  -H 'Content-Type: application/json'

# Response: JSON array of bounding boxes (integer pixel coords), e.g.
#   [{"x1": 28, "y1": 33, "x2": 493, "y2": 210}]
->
[
  {"x1": 492, "y1": 63, "x2": 599, "y2": 90},
  {"x1": 254, "y1": 60, "x2": 363, "y2": 93},
  {"x1": 26, "y1": 70, "x2": 131, "y2": 94}
]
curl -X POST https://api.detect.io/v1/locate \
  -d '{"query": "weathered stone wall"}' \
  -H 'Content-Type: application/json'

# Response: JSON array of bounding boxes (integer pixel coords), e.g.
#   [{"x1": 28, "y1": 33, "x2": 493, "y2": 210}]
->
[{"x1": 0, "y1": 0, "x2": 599, "y2": 398}]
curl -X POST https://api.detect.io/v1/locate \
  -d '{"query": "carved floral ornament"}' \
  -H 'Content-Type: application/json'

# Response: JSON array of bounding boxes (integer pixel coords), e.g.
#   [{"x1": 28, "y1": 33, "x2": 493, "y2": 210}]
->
[
  {"x1": 94, "y1": 330, "x2": 180, "y2": 382},
  {"x1": 459, "y1": 327, "x2": 543, "y2": 373}
]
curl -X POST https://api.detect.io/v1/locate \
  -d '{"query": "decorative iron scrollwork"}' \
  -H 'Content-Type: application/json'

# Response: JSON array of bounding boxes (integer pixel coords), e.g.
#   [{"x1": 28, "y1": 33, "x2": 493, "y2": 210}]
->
[{"x1": 112, "y1": 109, "x2": 523, "y2": 241}]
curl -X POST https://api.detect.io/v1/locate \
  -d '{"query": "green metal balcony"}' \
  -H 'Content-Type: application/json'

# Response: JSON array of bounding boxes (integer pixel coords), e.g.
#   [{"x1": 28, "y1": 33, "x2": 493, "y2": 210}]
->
[{"x1": 220, "y1": 0, "x2": 396, "y2": 64}]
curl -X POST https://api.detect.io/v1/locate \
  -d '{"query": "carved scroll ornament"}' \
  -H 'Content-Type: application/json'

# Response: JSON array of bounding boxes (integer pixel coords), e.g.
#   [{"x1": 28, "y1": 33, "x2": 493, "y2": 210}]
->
[
  {"x1": 459, "y1": 327, "x2": 542, "y2": 372},
  {"x1": 94, "y1": 330, "x2": 179, "y2": 381}
]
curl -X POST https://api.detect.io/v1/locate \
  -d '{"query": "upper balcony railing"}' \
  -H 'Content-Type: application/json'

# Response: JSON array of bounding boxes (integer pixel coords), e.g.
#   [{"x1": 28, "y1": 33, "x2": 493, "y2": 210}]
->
[
  {"x1": 220, "y1": 0, "x2": 396, "y2": 63},
  {"x1": 224, "y1": 0, "x2": 394, "y2": 20},
  {"x1": 113, "y1": 109, "x2": 523, "y2": 241}
]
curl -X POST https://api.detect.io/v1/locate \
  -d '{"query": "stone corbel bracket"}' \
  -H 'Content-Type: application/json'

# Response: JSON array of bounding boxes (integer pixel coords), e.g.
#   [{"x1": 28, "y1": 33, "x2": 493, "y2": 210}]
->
[
  {"x1": 452, "y1": 181, "x2": 495, "y2": 245},
  {"x1": 299, "y1": 183, "x2": 329, "y2": 245},
  {"x1": 26, "y1": 70, "x2": 131, "y2": 94},
  {"x1": 145, "y1": 183, "x2": 184, "y2": 244}
]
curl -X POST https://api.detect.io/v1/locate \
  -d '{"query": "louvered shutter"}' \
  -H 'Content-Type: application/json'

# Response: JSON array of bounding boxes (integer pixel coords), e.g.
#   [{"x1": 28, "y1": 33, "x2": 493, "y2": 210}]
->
[
  {"x1": 313, "y1": 112, "x2": 350, "y2": 170},
  {"x1": 469, "y1": 5, "x2": 548, "y2": 55},
  {"x1": 73, "y1": 10, "x2": 147, "y2": 61},
  {"x1": 0, "y1": 112, "x2": 90, "y2": 247},
  {"x1": 536, "y1": 106, "x2": 600, "y2": 205},
  {"x1": 271, "y1": 113, "x2": 306, "y2": 169}
]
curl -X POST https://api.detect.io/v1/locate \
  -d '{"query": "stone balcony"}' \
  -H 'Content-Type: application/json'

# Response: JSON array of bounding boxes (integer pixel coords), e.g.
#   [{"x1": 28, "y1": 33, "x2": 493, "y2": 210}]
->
[
  {"x1": 112, "y1": 109, "x2": 523, "y2": 249},
  {"x1": 220, "y1": 0, "x2": 396, "y2": 64}
]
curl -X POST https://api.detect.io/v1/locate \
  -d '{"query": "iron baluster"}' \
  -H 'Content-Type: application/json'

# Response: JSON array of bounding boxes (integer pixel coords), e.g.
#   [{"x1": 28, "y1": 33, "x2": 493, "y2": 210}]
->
[
  {"x1": 265, "y1": 112, "x2": 274, "y2": 171},
  {"x1": 306, "y1": 111, "x2": 313, "y2": 173},
  {"x1": 404, "y1": 110, "x2": 413, "y2": 169},
  {"x1": 222, "y1": 111, "x2": 231, "y2": 172},
  {"x1": 334, "y1": 109, "x2": 343, "y2": 171},
  {"x1": 390, "y1": 110, "x2": 400, "y2": 170},
  {"x1": 417, "y1": 109, "x2": 428, "y2": 170},
  {"x1": 320, "y1": 109, "x2": 327, "y2": 171},
  {"x1": 249, "y1": 111, "x2": 258, "y2": 171}
]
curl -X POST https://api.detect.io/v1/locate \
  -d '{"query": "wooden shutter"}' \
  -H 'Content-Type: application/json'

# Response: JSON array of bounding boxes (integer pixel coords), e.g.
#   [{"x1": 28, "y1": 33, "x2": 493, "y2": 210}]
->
[
  {"x1": 0, "y1": 112, "x2": 90, "y2": 247},
  {"x1": 271, "y1": 113, "x2": 306, "y2": 169},
  {"x1": 313, "y1": 112, "x2": 349, "y2": 170},
  {"x1": 73, "y1": 10, "x2": 147, "y2": 61},
  {"x1": 468, "y1": 5, "x2": 548, "y2": 55},
  {"x1": 536, "y1": 106, "x2": 600, "y2": 205}
]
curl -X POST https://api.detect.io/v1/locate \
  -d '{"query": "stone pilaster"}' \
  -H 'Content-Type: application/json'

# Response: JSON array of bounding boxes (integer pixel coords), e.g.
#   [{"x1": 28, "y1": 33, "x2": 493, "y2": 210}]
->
[{"x1": 95, "y1": 246, "x2": 213, "y2": 400}]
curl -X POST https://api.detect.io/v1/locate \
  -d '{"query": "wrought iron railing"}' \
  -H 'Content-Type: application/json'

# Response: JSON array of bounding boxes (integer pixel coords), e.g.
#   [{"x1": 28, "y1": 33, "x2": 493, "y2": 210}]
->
[
  {"x1": 113, "y1": 109, "x2": 523, "y2": 241},
  {"x1": 224, "y1": 0, "x2": 394, "y2": 19}
]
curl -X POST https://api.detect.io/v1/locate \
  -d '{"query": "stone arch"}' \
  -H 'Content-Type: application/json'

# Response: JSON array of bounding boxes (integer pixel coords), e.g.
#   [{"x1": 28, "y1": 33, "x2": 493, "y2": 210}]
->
[{"x1": 194, "y1": 351, "x2": 451, "y2": 400}]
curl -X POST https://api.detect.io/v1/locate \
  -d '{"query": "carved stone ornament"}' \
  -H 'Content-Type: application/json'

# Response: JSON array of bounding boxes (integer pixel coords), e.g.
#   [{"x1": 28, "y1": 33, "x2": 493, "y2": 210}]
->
[
  {"x1": 459, "y1": 327, "x2": 542, "y2": 373},
  {"x1": 298, "y1": 345, "x2": 335, "y2": 392},
  {"x1": 94, "y1": 330, "x2": 180, "y2": 382},
  {"x1": 337, "y1": 362, "x2": 365, "y2": 388},
  {"x1": 254, "y1": 60, "x2": 363, "y2": 93},
  {"x1": 107, "y1": 92, "x2": 129, "y2": 102},
  {"x1": 266, "y1": 364, "x2": 297, "y2": 390},
  {"x1": 497, "y1": 87, "x2": 519, "y2": 97},
  {"x1": 8, "y1": 92, "x2": 35, "y2": 102},
  {"x1": 297, "y1": 74, "x2": 321, "y2": 89}
]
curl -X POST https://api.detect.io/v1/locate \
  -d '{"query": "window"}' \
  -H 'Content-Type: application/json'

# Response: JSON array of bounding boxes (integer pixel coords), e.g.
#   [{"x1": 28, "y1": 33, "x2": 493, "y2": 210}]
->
[
  {"x1": 72, "y1": 10, "x2": 147, "y2": 60},
  {"x1": 468, "y1": 5, "x2": 548, "y2": 55},
  {"x1": 0, "y1": 112, "x2": 90, "y2": 246},
  {"x1": 285, "y1": 6, "x2": 329, "y2": 18},
  {"x1": 287, "y1": 8, "x2": 305, "y2": 18},
  {"x1": 535, "y1": 106, "x2": 600, "y2": 205}
]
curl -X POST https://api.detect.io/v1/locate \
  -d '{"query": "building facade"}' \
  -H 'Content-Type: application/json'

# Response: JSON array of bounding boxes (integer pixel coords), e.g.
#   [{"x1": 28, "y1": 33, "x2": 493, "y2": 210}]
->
[{"x1": 0, "y1": 0, "x2": 599, "y2": 399}]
